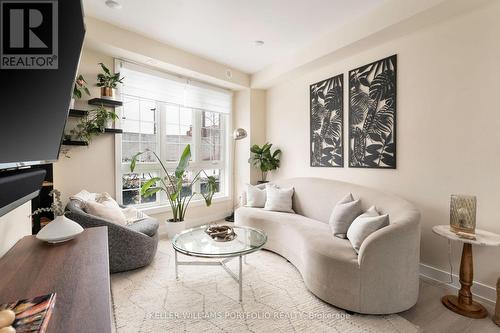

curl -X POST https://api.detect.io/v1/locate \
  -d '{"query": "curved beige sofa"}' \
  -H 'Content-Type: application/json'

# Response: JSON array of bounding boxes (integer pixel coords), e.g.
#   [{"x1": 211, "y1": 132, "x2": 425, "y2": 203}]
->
[{"x1": 235, "y1": 177, "x2": 420, "y2": 314}]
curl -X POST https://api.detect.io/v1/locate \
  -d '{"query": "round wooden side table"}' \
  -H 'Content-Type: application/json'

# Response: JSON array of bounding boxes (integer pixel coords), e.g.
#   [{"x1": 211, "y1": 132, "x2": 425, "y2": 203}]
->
[{"x1": 432, "y1": 225, "x2": 500, "y2": 319}]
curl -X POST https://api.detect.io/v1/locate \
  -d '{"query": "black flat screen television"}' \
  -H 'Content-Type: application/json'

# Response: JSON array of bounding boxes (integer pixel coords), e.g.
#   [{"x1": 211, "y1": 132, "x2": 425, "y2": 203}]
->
[
  {"x1": 0, "y1": 0, "x2": 85, "y2": 217},
  {"x1": 0, "y1": 0, "x2": 85, "y2": 168}
]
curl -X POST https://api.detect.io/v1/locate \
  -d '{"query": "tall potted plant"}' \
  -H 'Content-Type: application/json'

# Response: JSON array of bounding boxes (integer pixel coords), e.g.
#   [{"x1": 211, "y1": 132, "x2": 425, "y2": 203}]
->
[
  {"x1": 130, "y1": 145, "x2": 217, "y2": 237},
  {"x1": 248, "y1": 143, "x2": 281, "y2": 183},
  {"x1": 70, "y1": 74, "x2": 90, "y2": 109},
  {"x1": 96, "y1": 63, "x2": 124, "y2": 99}
]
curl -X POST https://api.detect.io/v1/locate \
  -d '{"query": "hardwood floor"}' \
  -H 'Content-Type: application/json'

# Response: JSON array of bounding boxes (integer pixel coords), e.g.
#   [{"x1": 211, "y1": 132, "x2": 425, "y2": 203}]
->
[{"x1": 400, "y1": 277, "x2": 499, "y2": 332}]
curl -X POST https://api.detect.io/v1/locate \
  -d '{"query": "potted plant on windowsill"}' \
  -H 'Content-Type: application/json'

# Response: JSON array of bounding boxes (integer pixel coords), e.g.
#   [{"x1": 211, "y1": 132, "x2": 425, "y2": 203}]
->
[
  {"x1": 248, "y1": 143, "x2": 281, "y2": 183},
  {"x1": 96, "y1": 62, "x2": 124, "y2": 99},
  {"x1": 130, "y1": 144, "x2": 217, "y2": 238},
  {"x1": 71, "y1": 74, "x2": 90, "y2": 109}
]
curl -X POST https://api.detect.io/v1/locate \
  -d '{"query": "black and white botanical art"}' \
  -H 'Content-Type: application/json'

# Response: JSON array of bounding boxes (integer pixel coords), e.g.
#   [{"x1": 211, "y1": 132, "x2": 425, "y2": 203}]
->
[
  {"x1": 349, "y1": 55, "x2": 396, "y2": 168},
  {"x1": 310, "y1": 74, "x2": 343, "y2": 167}
]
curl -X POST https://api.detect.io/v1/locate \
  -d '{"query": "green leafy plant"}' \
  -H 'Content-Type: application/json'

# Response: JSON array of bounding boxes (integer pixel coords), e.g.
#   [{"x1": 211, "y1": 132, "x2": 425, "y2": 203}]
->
[
  {"x1": 96, "y1": 63, "x2": 124, "y2": 88},
  {"x1": 248, "y1": 143, "x2": 281, "y2": 182},
  {"x1": 69, "y1": 105, "x2": 118, "y2": 143},
  {"x1": 73, "y1": 74, "x2": 90, "y2": 99},
  {"x1": 31, "y1": 189, "x2": 64, "y2": 217},
  {"x1": 130, "y1": 145, "x2": 217, "y2": 222}
]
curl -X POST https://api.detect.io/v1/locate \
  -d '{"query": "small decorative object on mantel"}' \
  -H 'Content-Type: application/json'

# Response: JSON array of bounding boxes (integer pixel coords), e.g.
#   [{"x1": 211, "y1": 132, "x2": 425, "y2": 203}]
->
[
  {"x1": 32, "y1": 190, "x2": 84, "y2": 244},
  {"x1": 495, "y1": 277, "x2": 500, "y2": 326},
  {"x1": 450, "y1": 194, "x2": 476, "y2": 235},
  {"x1": 205, "y1": 225, "x2": 237, "y2": 242},
  {"x1": 96, "y1": 62, "x2": 124, "y2": 99}
]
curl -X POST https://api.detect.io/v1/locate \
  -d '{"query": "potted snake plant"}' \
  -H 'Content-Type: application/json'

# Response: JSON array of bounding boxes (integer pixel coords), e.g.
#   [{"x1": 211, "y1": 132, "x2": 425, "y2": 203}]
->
[{"x1": 130, "y1": 144, "x2": 217, "y2": 238}]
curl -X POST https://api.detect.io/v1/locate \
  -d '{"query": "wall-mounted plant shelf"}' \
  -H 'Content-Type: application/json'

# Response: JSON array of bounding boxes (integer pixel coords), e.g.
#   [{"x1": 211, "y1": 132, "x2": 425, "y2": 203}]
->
[
  {"x1": 104, "y1": 128, "x2": 123, "y2": 134},
  {"x1": 88, "y1": 98, "x2": 123, "y2": 108},
  {"x1": 68, "y1": 109, "x2": 88, "y2": 117},
  {"x1": 62, "y1": 140, "x2": 88, "y2": 146}
]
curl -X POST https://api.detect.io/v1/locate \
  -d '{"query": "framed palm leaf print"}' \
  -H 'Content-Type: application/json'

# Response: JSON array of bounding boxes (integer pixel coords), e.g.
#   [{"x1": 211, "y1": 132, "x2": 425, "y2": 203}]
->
[
  {"x1": 310, "y1": 74, "x2": 344, "y2": 167},
  {"x1": 349, "y1": 55, "x2": 397, "y2": 168}
]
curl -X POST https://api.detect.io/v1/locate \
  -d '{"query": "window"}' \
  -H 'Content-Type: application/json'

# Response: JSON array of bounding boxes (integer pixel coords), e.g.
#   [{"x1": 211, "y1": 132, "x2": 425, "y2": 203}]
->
[{"x1": 115, "y1": 60, "x2": 231, "y2": 208}]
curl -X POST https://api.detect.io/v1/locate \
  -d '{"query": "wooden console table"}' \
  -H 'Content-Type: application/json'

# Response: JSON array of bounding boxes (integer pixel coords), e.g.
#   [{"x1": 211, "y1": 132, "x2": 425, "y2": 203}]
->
[
  {"x1": 432, "y1": 225, "x2": 500, "y2": 319},
  {"x1": 0, "y1": 227, "x2": 112, "y2": 332}
]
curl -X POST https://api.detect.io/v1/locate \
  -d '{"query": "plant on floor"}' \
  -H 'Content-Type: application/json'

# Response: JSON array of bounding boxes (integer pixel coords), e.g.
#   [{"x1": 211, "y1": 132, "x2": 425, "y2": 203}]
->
[
  {"x1": 248, "y1": 143, "x2": 281, "y2": 183},
  {"x1": 130, "y1": 144, "x2": 217, "y2": 222},
  {"x1": 73, "y1": 74, "x2": 91, "y2": 99},
  {"x1": 31, "y1": 189, "x2": 64, "y2": 217},
  {"x1": 69, "y1": 105, "x2": 118, "y2": 143}
]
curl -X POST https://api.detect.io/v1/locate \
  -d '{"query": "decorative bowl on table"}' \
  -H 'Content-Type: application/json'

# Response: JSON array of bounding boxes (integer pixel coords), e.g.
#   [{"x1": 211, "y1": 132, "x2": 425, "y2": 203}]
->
[{"x1": 204, "y1": 225, "x2": 237, "y2": 242}]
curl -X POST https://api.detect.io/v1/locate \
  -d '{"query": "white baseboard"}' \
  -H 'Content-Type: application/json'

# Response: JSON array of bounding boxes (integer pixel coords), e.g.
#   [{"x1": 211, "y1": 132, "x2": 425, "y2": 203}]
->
[
  {"x1": 419, "y1": 263, "x2": 496, "y2": 305},
  {"x1": 157, "y1": 211, "x2": 232, "y2": 236}
]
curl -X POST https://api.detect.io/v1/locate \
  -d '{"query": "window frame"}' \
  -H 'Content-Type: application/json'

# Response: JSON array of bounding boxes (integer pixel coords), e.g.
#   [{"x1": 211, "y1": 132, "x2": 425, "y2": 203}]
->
[{"x1": 114, "y1": 59, "x2": 232, "y2": 213}]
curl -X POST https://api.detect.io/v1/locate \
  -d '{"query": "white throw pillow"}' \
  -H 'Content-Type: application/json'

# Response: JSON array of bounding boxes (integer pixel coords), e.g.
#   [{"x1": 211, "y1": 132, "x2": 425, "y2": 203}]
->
[
  {"x1": 264, "y1": 184, "x2": 295, "y2": 213},
  {"x1": 329, "y1": 193, "x2": 363, "y2": 239},
  {"x1": 347, "y1": 206, "x2": 389, "y2": 253},
  {"x1": 96, "y1": 192, "x2": 120, "y2": 209},
  {"x1": 84, "y1": 200, "x2": 127, "y2": 226},
  {"x1": 245, "y1": 184, "x2": 266, "y2": 208}
]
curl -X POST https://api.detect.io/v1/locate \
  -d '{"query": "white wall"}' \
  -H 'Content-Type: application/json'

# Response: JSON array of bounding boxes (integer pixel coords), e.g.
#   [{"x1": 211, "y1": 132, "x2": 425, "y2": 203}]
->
[
  {"x1": 265, "y1": 2, "x2": 500, "y2": 288},
  {"x1": 54, "y1": 48, "x2": 233, "y2": 224},
  {"x1": 0, "y1": 202, "x2": 31, "y2": 257},
  {"x1": 53, "y1": 49, "x2": 116, "y2": 204}
]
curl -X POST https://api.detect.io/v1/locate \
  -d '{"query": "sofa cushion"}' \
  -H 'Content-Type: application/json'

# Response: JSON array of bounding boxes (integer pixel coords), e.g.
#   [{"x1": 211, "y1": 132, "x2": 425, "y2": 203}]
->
[
  {"x1": 84, "y1": 200, "x2": 127, "y2": 226},
  {"x1": 246, "y1": 184, "x2": 266, "y2": 207},
  {"x1": 236, "y1": 207, "x2": 358, "y2": 264},
  {"x1": 264, "y1": 184, "x2": 295, "y2": 213},
  {"x1": 329, "y1": 193, "x2": 363, "y2": 239},
  {"x1": 128, "y1": 218, "x2": 160, "y2": 237},
  {"x1": 347, "y1": 206, "x2": 389, "y2": 253}
]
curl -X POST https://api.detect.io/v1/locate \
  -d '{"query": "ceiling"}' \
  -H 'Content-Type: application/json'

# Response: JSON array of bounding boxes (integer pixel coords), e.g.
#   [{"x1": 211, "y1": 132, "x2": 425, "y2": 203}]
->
[{"x1": 83, "y1": 0, "x2": 384, "y2": 74}]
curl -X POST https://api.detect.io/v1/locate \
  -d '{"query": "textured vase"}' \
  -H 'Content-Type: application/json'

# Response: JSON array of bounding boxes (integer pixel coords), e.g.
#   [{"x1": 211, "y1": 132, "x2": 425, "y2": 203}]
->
[{"x1": 36, "y1": 215, "x2": 84, "y2": 243}]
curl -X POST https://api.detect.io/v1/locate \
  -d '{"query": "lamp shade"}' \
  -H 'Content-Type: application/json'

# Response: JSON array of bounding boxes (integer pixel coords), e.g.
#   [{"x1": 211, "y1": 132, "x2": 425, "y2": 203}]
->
[{"x1": 233, "y1": 128, "x2": 247, "y2": 141}]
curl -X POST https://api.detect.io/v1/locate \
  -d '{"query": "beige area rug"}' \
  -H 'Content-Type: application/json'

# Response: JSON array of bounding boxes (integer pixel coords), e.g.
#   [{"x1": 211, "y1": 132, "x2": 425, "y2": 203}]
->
[{"x1": 111, "y1": 238, "x2": 420, "y2": 333}]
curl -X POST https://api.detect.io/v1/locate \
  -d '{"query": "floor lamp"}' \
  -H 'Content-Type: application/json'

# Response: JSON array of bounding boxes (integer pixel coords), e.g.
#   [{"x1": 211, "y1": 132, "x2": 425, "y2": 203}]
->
[{"x1": 225, "y1": 128, "x2": 247, "y2": 222}]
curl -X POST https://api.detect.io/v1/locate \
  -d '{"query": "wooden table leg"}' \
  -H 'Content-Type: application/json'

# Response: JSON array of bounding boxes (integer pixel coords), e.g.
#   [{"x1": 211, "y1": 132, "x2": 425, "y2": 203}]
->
[
  {"x1": 441, "y1": 243, "x2": 488, "y2": 319},
  {"x1": 494, "y1": 277, "x2": 500, "y2": 326}
]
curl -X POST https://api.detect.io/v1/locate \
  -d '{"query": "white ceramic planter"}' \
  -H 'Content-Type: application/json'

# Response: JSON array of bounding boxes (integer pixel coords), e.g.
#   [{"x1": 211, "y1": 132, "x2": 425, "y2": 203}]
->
[
  {"x1": 165, "y1": 220, "x2": 186, "y2": 239},
  {"x1": 36, "y1": 215, "x2": 84, "y2": 243}
]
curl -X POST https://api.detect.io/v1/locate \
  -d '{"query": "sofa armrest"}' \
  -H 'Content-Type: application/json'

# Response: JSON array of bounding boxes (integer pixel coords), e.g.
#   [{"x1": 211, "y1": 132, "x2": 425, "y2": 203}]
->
[{"x1": 356, "y1": 214, "x2": 421, "y2": 313}]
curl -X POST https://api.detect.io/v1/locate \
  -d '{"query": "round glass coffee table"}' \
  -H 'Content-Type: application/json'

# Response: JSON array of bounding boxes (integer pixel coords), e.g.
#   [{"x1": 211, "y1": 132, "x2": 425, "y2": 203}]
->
[{"x1": 172, "y1": 225, "x2": 267, "y2": 302}]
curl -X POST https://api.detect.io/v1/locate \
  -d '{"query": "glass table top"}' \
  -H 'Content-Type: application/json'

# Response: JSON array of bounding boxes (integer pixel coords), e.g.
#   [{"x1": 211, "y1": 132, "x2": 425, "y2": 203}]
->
[{"x1": 172, "y1": 225, "x2": 267, "y2": 258}]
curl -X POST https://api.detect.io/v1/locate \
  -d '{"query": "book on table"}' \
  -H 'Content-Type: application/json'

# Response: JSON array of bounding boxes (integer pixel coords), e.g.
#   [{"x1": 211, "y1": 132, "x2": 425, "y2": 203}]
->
[{"x1": 0, "y1": 293, "x2": 56, "y2": 333}]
